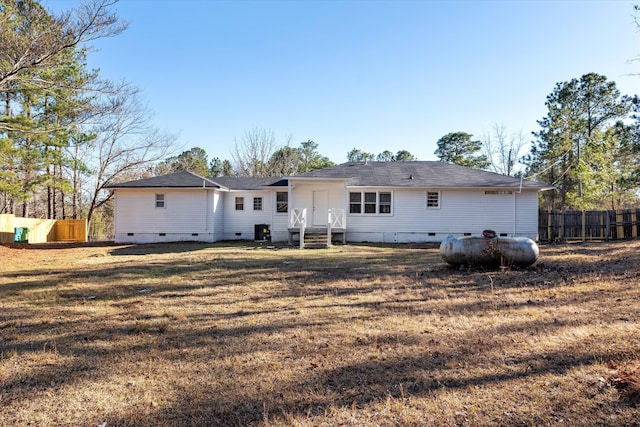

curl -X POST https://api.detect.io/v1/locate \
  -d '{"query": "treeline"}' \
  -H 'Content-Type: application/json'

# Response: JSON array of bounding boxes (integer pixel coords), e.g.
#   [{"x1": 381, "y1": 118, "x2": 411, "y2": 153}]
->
[
  {"x1": 156, "y1": 128, "x2": 337, "y2": 178},
  {"x1": 154, "y1": 129, "x2": 420, "y2": 179},
  {"x1": 2, "y1": 0, "x2": 640, "y2": 233}
]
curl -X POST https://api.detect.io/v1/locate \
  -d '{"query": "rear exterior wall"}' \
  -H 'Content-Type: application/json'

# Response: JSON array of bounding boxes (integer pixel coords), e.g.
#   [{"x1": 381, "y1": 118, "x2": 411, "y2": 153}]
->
[
  {"x1": 113, "y1": 188, "x2": 217, "y2": 244},
  {"x1": 345, "y1": 188, "x2": 539, "y2": 243}
]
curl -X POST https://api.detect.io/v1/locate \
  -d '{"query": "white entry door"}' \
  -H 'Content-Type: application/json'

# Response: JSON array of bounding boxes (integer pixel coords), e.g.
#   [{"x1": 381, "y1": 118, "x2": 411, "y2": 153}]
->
[{"x1": 313, "y1": 191, "x2": 328, "y2": 226}]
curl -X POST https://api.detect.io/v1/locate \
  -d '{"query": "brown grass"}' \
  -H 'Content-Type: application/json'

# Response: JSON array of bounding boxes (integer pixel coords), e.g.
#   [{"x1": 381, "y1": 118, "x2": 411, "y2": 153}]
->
[{"x1": 1, "y1": 240, "x2": 639, "y2": 426}]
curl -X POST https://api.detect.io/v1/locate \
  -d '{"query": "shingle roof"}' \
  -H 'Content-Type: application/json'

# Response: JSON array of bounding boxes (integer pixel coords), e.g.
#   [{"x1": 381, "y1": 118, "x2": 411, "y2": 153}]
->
[
  {"x1": 106, "y1": 171, "x2": 289, "y2": 190},
  {"x1": 105, "y1": 170, "x2": 222, "y2": 189},
  {"x1": 211, "y1": 177, "x2": 288, "y2": 190},
  {"x1": 106, "y1": 163, "x2": 552, "y2": 191},
  {"x1": 292, "y1": 161, "x2": 551, "y2": 189}
]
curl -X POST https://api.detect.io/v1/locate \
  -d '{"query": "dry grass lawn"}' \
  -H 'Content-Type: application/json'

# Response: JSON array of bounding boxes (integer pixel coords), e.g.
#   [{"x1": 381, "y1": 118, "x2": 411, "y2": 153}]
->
[{"x1": 1, "y1": 240, "x2": 639, "y2": 426}]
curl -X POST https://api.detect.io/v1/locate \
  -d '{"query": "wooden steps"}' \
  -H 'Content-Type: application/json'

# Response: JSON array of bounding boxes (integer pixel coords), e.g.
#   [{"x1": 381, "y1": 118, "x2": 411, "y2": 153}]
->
[{"x1": 303, "y1": 232, "x2": 328, "y2": 249}]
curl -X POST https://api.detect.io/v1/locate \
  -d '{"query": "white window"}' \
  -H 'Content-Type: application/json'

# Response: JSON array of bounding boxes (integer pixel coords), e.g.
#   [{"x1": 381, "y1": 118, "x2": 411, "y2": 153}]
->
[
  {"x1": 235, "y1": 197, "x2": 244, "y2": 211},
  {"x1": 349, "y1": 191, "x2": 392, "y2": 215},
  {"x1": 427, "y1": 191, "x2": 440, "y2": 208},
  {"x1": 253, "y1": 197, "x2": 263, "y2": 211},
  {"x1": 155, "y1": 193, "x2": 165, "y2": 208},
  {"x1": 276, "y1": 192, "x2": 288, "y2": 213}
]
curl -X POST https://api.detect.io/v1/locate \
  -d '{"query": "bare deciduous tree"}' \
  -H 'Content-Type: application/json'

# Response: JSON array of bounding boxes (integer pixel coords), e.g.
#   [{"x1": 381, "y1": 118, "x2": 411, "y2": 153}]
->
[
  {"x1": 231, "y1": 127, "x2": 279, "y2": 177},
  {"x1": 481, "y1": 123, "x2": 528, "y2": 176},
  {"x1": 79, "y1": 90, "x2": 176, "y2": 224}
]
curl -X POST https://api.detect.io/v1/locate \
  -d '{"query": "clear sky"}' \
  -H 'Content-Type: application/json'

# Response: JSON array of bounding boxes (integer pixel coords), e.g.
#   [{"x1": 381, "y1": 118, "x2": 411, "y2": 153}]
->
[{"x1": 46, "y1": 0, "x2": 640, "y2": 164}]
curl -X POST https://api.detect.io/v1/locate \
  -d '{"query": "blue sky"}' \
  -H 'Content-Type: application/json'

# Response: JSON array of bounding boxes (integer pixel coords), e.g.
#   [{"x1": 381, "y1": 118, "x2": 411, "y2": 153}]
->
[{"x1": 47, "y1": 0, "x2": 640, "y2": 164}]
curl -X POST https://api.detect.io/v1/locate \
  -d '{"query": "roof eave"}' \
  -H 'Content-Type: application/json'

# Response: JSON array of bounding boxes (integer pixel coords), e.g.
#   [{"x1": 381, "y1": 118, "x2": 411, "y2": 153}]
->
[
  {"x1": 107, "y1": 185, "x2": 222, "y2": 190},
  {"x1": 287, "y1": 176, "x2": 350, "y2": 181}
]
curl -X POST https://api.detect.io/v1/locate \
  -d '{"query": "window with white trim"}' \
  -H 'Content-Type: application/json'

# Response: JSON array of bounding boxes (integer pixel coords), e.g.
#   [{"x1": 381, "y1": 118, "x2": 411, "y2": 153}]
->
[
  {"x1": 276, "y1": 192, "x2": 288, "y2": 213},
  {"x1": 235, "y1": 197, "x2": 244, "y2": 211},
  {"x1": 426, "y1": 191, "x2": 440, "y2": 208},
  {"x1": 253, "y1": 197, "x2": 263, "y2": 211},
  {"x1": 155, "y1": 193, "x2": 165, "y2": 208},
  {"x1": 349, "y1": 191, "x2": 392, "y2": 215}
]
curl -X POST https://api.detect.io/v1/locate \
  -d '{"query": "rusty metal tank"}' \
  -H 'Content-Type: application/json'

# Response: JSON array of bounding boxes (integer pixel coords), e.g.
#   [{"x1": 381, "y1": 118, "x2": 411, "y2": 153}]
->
[{"x1": 439, "y1": 231, "x2": 539, "y2": 268}]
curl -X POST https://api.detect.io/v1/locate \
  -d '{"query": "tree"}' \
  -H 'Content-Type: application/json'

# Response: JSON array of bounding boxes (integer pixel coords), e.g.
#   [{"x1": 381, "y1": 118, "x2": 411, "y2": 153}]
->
[
  {"x1": 0, "y1": 0, "x2": 134, "y2": 224},
  {"x1": 267, "y1": 140, "x2": 334, "y2": 176},
  {"x1": 298, "y1": 139, "x2": 333, "y2": 172},
  {"x1": 268, "y1": 145, "x2": 301, "y2": 176},
  {"x1": 209, "y1": 157, "x2": 222, "y2": 177},
  {"x1": 481, "y1": 123, "x2": 528, "y2": 176},
  {"x1": 376, "y1": 150, "x2": 394, "y2": 162},
  {"x1": 154, "y1": 147, "x2": 210, "y2": 176},
  {"x1": 231, "y1": 132, "x2": 333, "y2": 177},
  {"x1": 527, "y1": 73, "x2": 633, "y2": 210},
  {"x1": 82, "y1": 90, "x2": 176, "y2": 225},
  {"x1": 0, "y1": 0, "x2": 127, "y2": 94},
  {"x1": 375, "y1": 149, "x2": 416, "y2": 162},
  {"x1": 434, "y1": 132, "x2": 489, "y2": 169},
  {"x1": 393, "y1": 150, "x2": 416, "y2": 161},
  {"x1": 231, "y1": 127, "x2": 277, "y2": 177},
  {"x1": 221, "y1": 159, "x2": 233, "y2": 177},
  {"x1": 346, "y1": 148, "x2": 375, "y2": 162}
]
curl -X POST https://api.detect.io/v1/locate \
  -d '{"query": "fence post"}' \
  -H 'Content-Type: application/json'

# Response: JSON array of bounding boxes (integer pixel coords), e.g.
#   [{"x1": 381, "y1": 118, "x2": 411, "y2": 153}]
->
[
  {"x1": 581, "y1": 210, "x2": 586, "y2": 241},
  {"x1": 632, "y1": 210, "x2": 638, "y2": 238}
]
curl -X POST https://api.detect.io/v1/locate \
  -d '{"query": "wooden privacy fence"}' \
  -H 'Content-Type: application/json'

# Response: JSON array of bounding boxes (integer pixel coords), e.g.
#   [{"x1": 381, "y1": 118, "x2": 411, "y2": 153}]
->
[
  {"x1": 0, "y1": 214, "x2": 87, "y2": 244},
  {"x1": 539, "y1": 208, "x2": 640, "y2": 242}
]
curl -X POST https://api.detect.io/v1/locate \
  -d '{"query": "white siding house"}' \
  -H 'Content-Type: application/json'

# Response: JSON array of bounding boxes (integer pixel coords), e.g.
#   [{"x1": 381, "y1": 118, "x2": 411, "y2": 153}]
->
[
  {"x1": 107, "y1": 163, "x2": 551, "y2": 245},
  {"x1": 113, "y1": 188, "x2": 218, "y2": 243}
]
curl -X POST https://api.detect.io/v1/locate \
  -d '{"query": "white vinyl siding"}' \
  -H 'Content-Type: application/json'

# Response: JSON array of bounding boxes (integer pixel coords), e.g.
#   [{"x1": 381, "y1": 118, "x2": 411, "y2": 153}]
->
[
  {"x1": 515, "y1": 190, "x2": 540, "y2": 240},
  {"x1": 222, "y1": 191, "x2": 272, "y2": 240},
  {"x1": 270, "y1": 190, "x2": 290, "y2": 241},
  {"x1": 113, "y1": 189, "x2": 217, "y2": 243},
  {"x1": 346, "y1": 188, "x2": 539, "y2": 243},
  {"x1": 212, "y1": 190, "x2": 224, "y2": 241},
  {"x1": 114, "y1": 182, "x2": 540, "y2": 244}
]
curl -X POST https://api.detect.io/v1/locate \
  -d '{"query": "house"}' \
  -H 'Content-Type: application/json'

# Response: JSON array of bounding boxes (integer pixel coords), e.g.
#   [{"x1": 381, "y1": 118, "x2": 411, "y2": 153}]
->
[{"x1": 106, "y1": 161, "x2": 551, "y2": 245}]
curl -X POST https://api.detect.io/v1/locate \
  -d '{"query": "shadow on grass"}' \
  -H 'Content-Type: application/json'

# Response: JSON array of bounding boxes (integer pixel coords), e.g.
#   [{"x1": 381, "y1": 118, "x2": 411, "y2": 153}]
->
[
  {"x1": 94, "y1": 343, "x2": 637, "y2": 426},
  {"x1": 2, "y1": 240, "x2": 640, "y2": 425}
]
